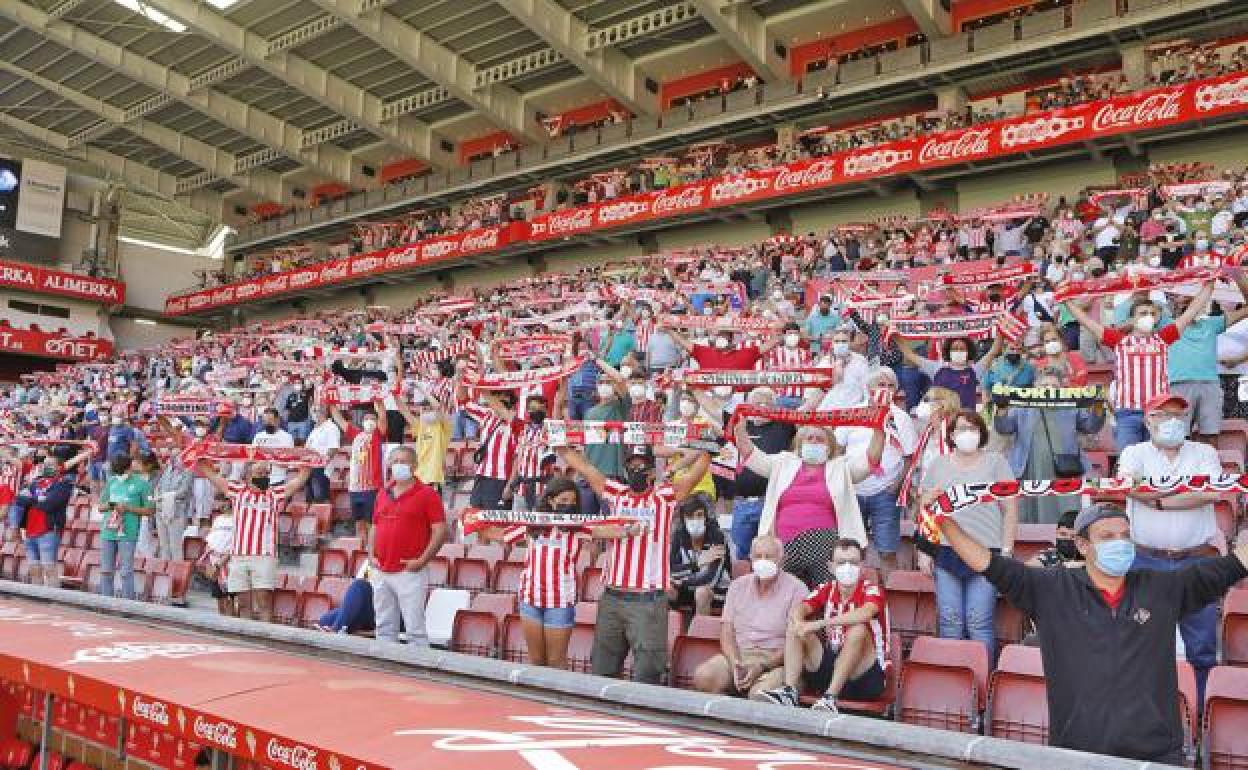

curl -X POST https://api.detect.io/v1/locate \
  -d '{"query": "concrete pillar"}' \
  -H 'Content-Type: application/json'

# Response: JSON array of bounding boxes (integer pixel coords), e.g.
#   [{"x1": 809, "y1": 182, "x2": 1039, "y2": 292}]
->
[
  {"x1": 935, "y1": 85, "x2": 968, "y2": 116},
  {"x1": 775, "y1": 122, "x2": 797, "y2": 149},
  {"x1": 1120, "y1": 42, "x2": 1151, "y2": 89}
]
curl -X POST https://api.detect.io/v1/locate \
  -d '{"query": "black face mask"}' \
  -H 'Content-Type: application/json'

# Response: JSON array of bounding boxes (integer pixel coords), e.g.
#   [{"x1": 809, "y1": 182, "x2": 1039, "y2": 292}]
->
[
  {"x1": 530, "y1": 410, "x2": 547, "y2": 424},
  {"x1": 626, "y1": 467, "x2": 651, "y2": 493},
  {"x1": 552, "y1": 503, "x2": 578, "y2": 515},
  {"x1": 251, "y1": 477, "x2": 270, "y2": 491},
  {"x1": 263, "y1": 424, "x2": 278, "y2": 434},
  {"x1": 1055, "y1": 538, "x2": 1079, "y2": 561},
  {"x1": 1005, "y1": 353, "x2": 1021, "y2": 365}
]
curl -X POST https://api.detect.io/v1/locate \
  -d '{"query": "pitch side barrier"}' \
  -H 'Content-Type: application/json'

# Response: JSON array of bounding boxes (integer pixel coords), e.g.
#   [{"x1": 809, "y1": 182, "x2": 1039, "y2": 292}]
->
[{"x1": 0, "y1": 582, "x2": 1152, "y2": 770}]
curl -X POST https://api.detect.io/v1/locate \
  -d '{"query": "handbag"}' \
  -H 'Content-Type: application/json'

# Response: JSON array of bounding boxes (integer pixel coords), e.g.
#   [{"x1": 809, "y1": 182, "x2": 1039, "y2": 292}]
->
[{"x1": 1040, "y1": 411, "x2": 1084, "y2": 478}]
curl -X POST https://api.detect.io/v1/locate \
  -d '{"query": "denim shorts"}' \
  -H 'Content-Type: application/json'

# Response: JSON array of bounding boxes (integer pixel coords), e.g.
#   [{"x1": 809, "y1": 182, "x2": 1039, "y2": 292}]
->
[
  {"x1": 25, "y1": 530, "x2": 60, "y2": 562},
  {"x1": 519, "y1": 602, "x2": 575, "y2": 629}
]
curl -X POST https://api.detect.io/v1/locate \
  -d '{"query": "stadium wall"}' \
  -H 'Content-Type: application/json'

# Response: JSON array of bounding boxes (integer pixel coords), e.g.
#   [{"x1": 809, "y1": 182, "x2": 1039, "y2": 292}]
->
[
  {"x1": 116, "y1": 240, "x2": 219, "y2": 314},
  {"x1": 655, "y1": 219, "x2": 772, "y2": 250},
  {"x1": 109, "y1": 316, "x2": 185, "y2": 350},
  {"x1": 0, "y1": 290, "x2": 109, "y2": 339},
  {"x1": 954, "y1": 157, "x2": 1119, "y2": 210},
  {"x1": 1148, "y1": 131, "x2": 1248, "y2": 171},
  {"x1": 789, "y1": 191, "x2": 921, "y2": 233}
]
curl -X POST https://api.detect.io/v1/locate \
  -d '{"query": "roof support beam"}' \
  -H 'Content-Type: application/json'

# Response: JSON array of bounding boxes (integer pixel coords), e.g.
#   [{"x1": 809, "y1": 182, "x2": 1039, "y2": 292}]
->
[
  {"x1": 0, "y1": 112, "x2": 222, "y2": 219},
  {"x1": 136, "y1": 0, "x2": 454, "y2": 171},
  {"x1": 0, "y1": 0, "x2": 359, "y2": 186},
  {"x1": 687, "y1": 0, "x2": 788, "y2": 82},
  {"x1": 900, "y1": 0, "x2": 953, "y2": 38},
  {"x1": 0, "y1": 59, "x2": 287, "y2": 203},
  {"x1": 304, "y1": 0, "x2": 545, "y2": 143},
  {"x1": 495, "y1": 0, "x2": 659, "y2": 116}
]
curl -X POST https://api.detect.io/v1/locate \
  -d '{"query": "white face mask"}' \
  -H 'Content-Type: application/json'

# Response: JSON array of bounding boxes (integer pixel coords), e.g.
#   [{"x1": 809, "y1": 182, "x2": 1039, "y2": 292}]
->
[
  {"x1": 914, "y1": 401, "x2": 933, "y2": 420},
  {"x1": 679, "y1": 400, "x2": 698, "y2": 418},
  {"x1": 949, "y1": 350, "x2": 969, "y2": 365},
  {"x1": 714, "y1": 337, "x2": 730, "y2": 350},
  {"x1": 362, "y1": 419, "x2": 377, "y2": 432},
  {"x1": 834, "y1": 562, "x2": 861, "y2": 587},
  {"x1": 596, "y1": 384, "x2": 616, "y2": 400},
  {"x1": 713, "y1": 385, "x2": 733, "y2": 399},
  {"x1": 419, "y1": 411, "x2": 438, "y2": 425},
  {"x1": 752, "y1": 558, "x2": 779, "y2": 580},
  {"x1": 800, "y1": 441, "x2": 828, "y2": 464},
  {"x1": 1135, "y1": 315, "x2": 1157, "y2": 333},
  {"x1": 194, "y1": 427, "x2": 208, "y2": 438},
  {"x1": 1148, "y1": 256, "x2": 1161, "y2": 268},
  {"x1": 619, "y1": 365, "x2": 634, "y2": 379},
  {"x1": 832, "y1": 342, "x2": 850, "y2": 357},
  {"x1": 390, "y1": 463, "x2": 413, "y2": 482},
  {"x1": 784, "y1": 333, "x2": 800, "y2": 348},
  {"x1": 684, "y1": 518, "x2": 706, "y2": 538},
  {"x1": 954, "y1": 430, "x2": 980, "y2": 453},
  {"x1": 1044, "y1": 340, "x2": 1063, "y2": 355},
  {"x1": 628, "y1": 384, "x2": 647, "y2": 401}
]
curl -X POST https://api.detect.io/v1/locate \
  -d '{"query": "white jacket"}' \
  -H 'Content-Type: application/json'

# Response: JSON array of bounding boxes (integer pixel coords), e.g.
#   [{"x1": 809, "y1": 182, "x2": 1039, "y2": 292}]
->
[{"x1": 745, "y1": 448, "x2": 869, "y2": 547}]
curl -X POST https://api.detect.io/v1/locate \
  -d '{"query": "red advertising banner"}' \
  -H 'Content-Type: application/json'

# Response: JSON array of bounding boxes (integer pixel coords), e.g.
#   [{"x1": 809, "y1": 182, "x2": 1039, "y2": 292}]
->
[
  {"x1": 165, "y1": 221, "x2": 527, "y2": 315},
  {"x1": 168, "y1": 71, "x2": 1248, "y2": 316},
  {"x1": 0, "y1": 327, "x2": 115, "y2": 361},
  {"x1": 0, "y1": 259, "x2": 125, "y2": 304}
]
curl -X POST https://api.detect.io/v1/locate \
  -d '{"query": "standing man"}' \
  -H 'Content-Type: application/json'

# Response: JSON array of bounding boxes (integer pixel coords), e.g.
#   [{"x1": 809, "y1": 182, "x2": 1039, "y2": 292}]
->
[
  {"x1": 558, "y1": 444, "x2": 710, "y2": 684},
  {"x1": 99, "y1": 455, "x2": 153, "y2": 600},
  {"x1": 152, "y1": 450, "x2": 193, "y2": 561},
  {"x1": 195, "y1": 460, "x2": 311, "y2": 623},
  {"x1": 929, "y1": 501, "x2": 1248, "y2": 764},
  {"x1": 303, "y1": 406, "x2": 341, "y2": 504},
  {"x1": 369, "y1": 446, "x2": 447, "y2": 648},
  {"x1": 332, "y1": 401, "x2": 386, "y2": 543},
  {"x1": 1117, "y1": 391, "x2": 1224, "y2": 701},
  {"x1": 252, "y1": 408, "x2": 294, "y2": 485}
]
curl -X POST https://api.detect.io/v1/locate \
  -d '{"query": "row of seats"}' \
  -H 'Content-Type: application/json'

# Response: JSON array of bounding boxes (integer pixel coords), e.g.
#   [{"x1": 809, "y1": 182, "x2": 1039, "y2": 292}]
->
[
  {"x1": 0, "y1": 542, "x2": 193, "y2": 605},
  {"x1": 0, "y1": 739, "x2": 96, "y2": 770}
]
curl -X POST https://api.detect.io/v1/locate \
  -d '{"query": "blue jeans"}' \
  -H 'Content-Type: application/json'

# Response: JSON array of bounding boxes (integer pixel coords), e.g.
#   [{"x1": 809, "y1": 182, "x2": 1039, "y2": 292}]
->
[
  {"x1": 25, "y1": 530, "x2": 60, "y2": 563},
  {"x1": 451, "y1": 409, "x2": 479, "y2": 441},
  {"x1": 730, "y1": 498, "x2": 763, "y2": 561},
  {"x1": 520, "y1": 602, "x2": 575, "y2": 629},
  {"x1": 1113, "y1": 408, "x2": 1148, "y2": 453},
  {"x1": 935, "y1": 565, "x2": 996, "y2": 661},
  {"x1": 318, "y1": 579, "x2": 375, "y2": 632},
  {"x1": 894, "y1": 363, "x2": 929, "y2": 411},
  {"x1": 1134, "y1": 552, "x2": 1218, "y2": 704},
  {"x1": 858, "y1": 489, "x2": 901, "y2": 554},
  {"x1": 775, "y1": 396, "x2": 803, "y2": 409},
  {"x1": 286, "y1": 419, "x2": 312, "y2": 443},
  {"x1": 567, "y1": 388, "x2": 595, "y2": 421},
  {"x1": 99, "y1": 538, "x2": 137, "y2": 600},
  {"x1": 306, "y1": 468, "x2": 330, "y2": 503}
]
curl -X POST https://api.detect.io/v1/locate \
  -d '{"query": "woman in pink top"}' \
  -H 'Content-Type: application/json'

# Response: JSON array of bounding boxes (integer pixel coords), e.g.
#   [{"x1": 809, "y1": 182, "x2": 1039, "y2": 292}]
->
[{"x1": 733, "y1": 421, "x2": 883, "y2": 587}]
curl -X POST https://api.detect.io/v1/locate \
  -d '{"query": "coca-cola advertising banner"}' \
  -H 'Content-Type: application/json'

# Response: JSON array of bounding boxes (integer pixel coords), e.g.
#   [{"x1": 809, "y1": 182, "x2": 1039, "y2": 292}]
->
[
  {"x1": 0, "y1": 258, "x2": 125, "y2": 304},
  {"x1": 164, "y1": 222, "x2": 527, "y2": 315},
  {"x1": 0, "y1": 327, "x2": 114, "y2": 361},
  {"x1": 169, "y1": 71, "x2": 1248, "y2": 316}
]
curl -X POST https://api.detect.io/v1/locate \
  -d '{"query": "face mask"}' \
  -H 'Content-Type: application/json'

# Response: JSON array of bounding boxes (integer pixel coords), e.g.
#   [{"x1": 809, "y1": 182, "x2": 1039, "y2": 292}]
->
[
  {"x1": 954, "y1": 430, "x2": 980, "y2": 453},
  {"x1": 263, "y1": 424, "x2": 278, "y2": 434},
  {"x1": 194, "y1": 427, "x2": 208, "y2": 438},
  {"x1": 684, "y1": 518, "x2": 706, "y2": 538},
  {"x1": 1094, "y1": 538, "x2": 1135, "y2": 577},
  {"x1": 1154, "y1": 417, "x2": 1187, "y2": 448},
  {"x1": 619, "y1": 365, "x2": 634, "y2": 379},
  {"x1": 242, "y1": 399, "x2": 253, "y2": 408},
  {"x1": 1055, "y1": 538, "x2": 1079, "y2": 561},
  {"x1": 752, "y1": 558, "x2": 779, "y2": 580},
  {"x1": 251, "y1": 477, "x2": 270, "y2": 491},
  {"x1": 362, "y1": 419, "x2": 378, "y2": 432},
  {"x1": 419, "y1": 411, "x2": 438, "y2": 425},
  {"x1": 111, "y1": 417, "x2": 123, "y2": 427},
  {"x1": 626, "y1": 466, "x2": 651, "y2": 494},
  {"x1": 834, "y1": 562, "x2": 861, "y2": 587},
  {"x1": 1045, "y1": 340, "x2": 1063, "y2": 355},
  {"x1": 1005, "y1": 353, "x2": 1021, "y2": 365},
  {"x1": 877, "y1": 314, "x2": 890, "y2": 325},
  {"x1": 628, "y1": 384, "x2": 647, "y2": 401},
  {"x1": 1134, "y1": 315, "x2": 1156, "y2": 333},
  {"x1": 713, "y1": 385, "x2": 732, "y2": 399},
  {"x1": 800, "y1": 441, "x2": 828, "y2": 464},
  {"x1": 679, "y1": 400, "x2": 698, "y2": 418},
  {"x1": 390, "y1": 463, "x2": 413, "y2": 482},
  {"x1": 1196, "y1": 239, "x2": 1210, "y2": 251},
  {"x1": 529, "y1": 409, "x2": 547, "y2": 424},
  {"x1": 784, "y1": 333, "x2": 800, "y2": 348},
  {"x1": 949, "y1": 350, "x2": 968, "y2": 365},
  {"x1": 914, "y1": 401, "x2": 933, "y2": 420},
  {"x1": 832, "y1": 342, "x2": 850, "y2": 357},
  {"x1": 596, "y1": 384, "x2": 615, "y2": 400},
  {"x1": 1148, "y1": 256, "x2": 1162, "y2": 268},
  {"x1": 714, "y1": 337, "x2": 730, "y2": 350}
]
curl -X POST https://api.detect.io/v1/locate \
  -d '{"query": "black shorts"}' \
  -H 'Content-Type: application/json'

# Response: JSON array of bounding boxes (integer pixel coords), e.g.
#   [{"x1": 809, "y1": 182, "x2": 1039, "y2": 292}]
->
[
  {"x1": 470, "y1": 476, "x2": 508, "y2": 510},
  {"x1": 670, "y1": 584, "x2": 726, "y2": 612},
  {"x1": 803, "y1": 646, "x2": 886, "y2": 700}
]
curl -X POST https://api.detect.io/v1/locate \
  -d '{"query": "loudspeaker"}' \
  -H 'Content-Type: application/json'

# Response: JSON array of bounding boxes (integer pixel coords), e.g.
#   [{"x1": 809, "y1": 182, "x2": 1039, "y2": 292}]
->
[
  {"x1": 440, "y1": 139, "x2": 455, "y2": 153},
  {"x1": 645, "y1": 78, "x2": 658, "y2": 94},
  {"x1": 361, "y1": 165, "x2": 376, "y2": 177}
]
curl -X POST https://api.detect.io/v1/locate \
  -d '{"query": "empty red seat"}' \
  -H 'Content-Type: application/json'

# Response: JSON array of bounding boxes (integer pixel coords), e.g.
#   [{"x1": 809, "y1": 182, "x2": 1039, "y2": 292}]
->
[
  {"x1": 299, "y1": 592, "x2": 332, "y2": 627},
  {"x1": 898, "y1": 637, "x2": 989, "y2": 734},
  {"x1": 1177, "y1": 660, "x2": 1198, "y2": 758},
  {"x1": 318, "y1": 548, "x2": 349, "y2": 577},
  {"x1": 500, "y1": 614, "x2": 527, "y2": 662},
  {"x1": 167, "y1": 560, "x2": 192, "y2": 603},
  {"x1": 451, "y1": 558, "x2": 490, "y2": 592},
  {"x1": 834, "y1": 632, "x2": 902, "y2": 715},
  {"x1": 470, "y1": 592, "x2": 517, "y2": 627},
  {"x1": 318, "y1": 577, "x2": 353, "y2": 608},
  {"x1": 427, "y1": 556, "x2": 450, "y2": 588},
  {"x1": 994, "y1": 597, "x2": 1028, "y2": 651},
  {"x1": 986, "y1": 644, "x2": 1047, "y2": 744},
  {"x1": 884, "y1": 570, "x2": 936, "y2": 653},
  {"x1": 149, "y1": 573, "x2": 174, "y2": 604},
  {"x1": 579, "y1": 566, "x2": 604, "y2": 603},
  {"x1": 1204, "y1": 665, "x2": 1248, "y2": 770},
  {"x1": 467, "y1": 544, "x2": 505, "y2": 572},
  {"x1": 273, "y1": 589, "x2": 300, "y2": 625},
  {"x1": 565, "y1": 623, "x2": 596, "y2": 673},
  {"x1": 670, "y1": 636, "x2": 720, "y2": 688},
  {"x1": 450, "y1": 609, "x2": 498, "y2": 657},
  {"x1": 292, "y1": 515, "x2": 319, "y2": 547},
  {"x1": 492, "y1": 561, "x2": 525, "y2": 594},
  {"x1": 1224, "y1": 589, "x2": 1248, "y2": 666}
]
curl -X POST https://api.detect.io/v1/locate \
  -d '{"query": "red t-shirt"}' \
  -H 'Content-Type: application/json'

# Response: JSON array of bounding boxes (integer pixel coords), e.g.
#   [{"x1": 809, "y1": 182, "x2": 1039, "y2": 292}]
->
[
  {"x1": 691, "y1": 344, "x2": 762, "y2": 371},
  {"x1": 372, "y1": 481, "x2": 445, "y2": 573}
]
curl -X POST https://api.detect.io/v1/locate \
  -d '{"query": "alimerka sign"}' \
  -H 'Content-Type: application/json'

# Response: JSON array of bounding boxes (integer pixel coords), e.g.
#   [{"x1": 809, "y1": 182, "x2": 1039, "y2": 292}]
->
[{"x1": 0, "y1": 258, "x2": 125, "y2": 304}]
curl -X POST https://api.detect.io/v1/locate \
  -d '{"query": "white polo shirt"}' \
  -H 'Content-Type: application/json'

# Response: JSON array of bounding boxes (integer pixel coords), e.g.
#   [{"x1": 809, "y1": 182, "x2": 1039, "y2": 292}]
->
[{"x1": 1117, "y1": 439, "x2": 1220, "y2": 550}]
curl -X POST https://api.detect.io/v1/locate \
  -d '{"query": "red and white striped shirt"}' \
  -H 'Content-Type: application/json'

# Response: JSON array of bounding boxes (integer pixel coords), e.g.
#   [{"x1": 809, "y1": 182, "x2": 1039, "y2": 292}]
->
[
  {"x1": 345, "y1": 425, "x2": 384, "y2": 492},
  {"x1": 505, "y1": 526, "x2": 588, "y2": 608},
  {"x1": 1102, "y1": 325, "x2": 1181, "y2": 410},
  {"x1": 761, "y1": 345, "x2": 814, "y2": 397},
  {"x1": 633, "y1": 319, "x2": 655, "y2": 353},
  {"x1": 225, "y1": 481, "x2": 287, "y2": 557},
  {"x1": 513, "y1": 421, "x2": 547, "y2": 479},
  {"x1": 962, "y1": 225, "x2": 988, "y2": 250},
  {"x1": 0, "y1": 461, "x2": 27, "y2": 507},
  {"x1": 803, "y1": 577, "x2": 891, "y2": 672},
  {"x1": 463, "y1": 401, "x2": 515, "y2": 480},
  {"x1": 600, "y1": 480, "x2": 677, "y2": 591}
]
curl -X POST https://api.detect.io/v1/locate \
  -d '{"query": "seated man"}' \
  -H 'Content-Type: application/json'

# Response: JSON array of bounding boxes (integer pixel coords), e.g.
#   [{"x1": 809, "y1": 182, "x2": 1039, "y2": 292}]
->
[
  {"x1": 692, "y1": 535, "x2": 807, "y2": 698},
  {"x1": 756, "y1": 537, "x2": 889, "y2": 713}
]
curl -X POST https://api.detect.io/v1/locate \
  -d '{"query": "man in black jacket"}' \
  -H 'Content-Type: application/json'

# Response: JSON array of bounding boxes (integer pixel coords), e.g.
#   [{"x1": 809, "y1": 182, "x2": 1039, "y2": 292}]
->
[
  {"x1": 932, "y1": 501, "x2": 1247, "y2": 765},
  {"x1": 13, "y1": 445, "x2": 91, "y2": 588}
]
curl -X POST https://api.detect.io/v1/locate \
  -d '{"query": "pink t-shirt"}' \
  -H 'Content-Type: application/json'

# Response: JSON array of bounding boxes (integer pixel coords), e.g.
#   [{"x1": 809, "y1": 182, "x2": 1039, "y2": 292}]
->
[{"x1": 775, "y1": 463, "x2": 837, "y2": 542}]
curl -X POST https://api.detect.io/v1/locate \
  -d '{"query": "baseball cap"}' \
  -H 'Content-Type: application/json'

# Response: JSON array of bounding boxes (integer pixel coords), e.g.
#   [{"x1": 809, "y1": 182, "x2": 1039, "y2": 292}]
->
[
  {"x1": 1073, "y1": 503, "x2": 1129, "y2": 536},
  {"x1": 1144, "y1": 392, "x2": 1189, "y2": 414}
]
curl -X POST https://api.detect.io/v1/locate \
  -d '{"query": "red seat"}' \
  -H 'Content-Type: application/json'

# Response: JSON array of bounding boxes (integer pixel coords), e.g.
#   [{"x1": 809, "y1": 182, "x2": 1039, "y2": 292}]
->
[
  {"x1": 884, "y1": 570, "x2": 936, "y2": 654},
  {"x1": 132, "y1": 570, "x2": 151, "y2": 601},
  {"x1": 1, "y1": 738, "x2": 33, "y2": 769},
  {"x1": 149, "y1": 573, "x2": 174, "y2": 604},
  {"x1": 574, "y1": 601, "x2": 597, "y2": 624},
  {"x1": 1221, "y1": 588, "x2": 1248, "y2": 666},
  {"x1": 986, "y1": 644, "x2": 1048, "y2": 744},
  {"x1": 500, "y1": 614, "x2": 527, "y2": 662},
  {"x1": 1011, "y1": 523, "x2": 1055, "y2": 563},
  {"x1": 565, "y1": 623, "x2": 596, "y2": 673},
  {"x1": 994, "y1": 597, "x2": 1028, "y2": 652},
  {"x1": 450, "y1": 609, "x2": 498, "y2": 657},
  {"x1": 686, "y1": 615, "x2": 721, "y2": 640},
  {"x1": 451, "y1": 558, "x2": 490, "y2": 592},
  {"x1": 492, "y1": 561, "x2": 525, "y2": 594},
  {"x1": 318, "y1": 548, "x2": 349, "y2": 577},
  {"x1": 835, "y1": 632, "x2": 902, "y2": 715},
  {"x1": 276, "y1": 514, "x2": 294, "y2": 545},
  {"x1": 670, "y1": 636, "x2": 720, "y2": 688},
  {"x1": 273, "y1": 589, "x2": 300, "y2": 624},
  {"x1": 60, "y1": 547, "x2": 84, "y2": 579},
  {"x1": 1203, "y1": 665, "x2": 1248, "y2": 770},
  {"x1": 898, "y1": 637, "x2": 989, "y2": 734},
  {"x1": 467, "y1": 544, "x2": 505, "y2": 572},
  {"x1": 579, "y1": 566, "x2": 604, "y2": 603},
  {"x1": 318, "y1": 577, "x2": 353, "y2": 608},
  {"x1": 350, "y1": 550, "x2": 370, "y2": 578},
  {"x1": 427, "y1": 556, "x2": 450, "y2": 589},
  {"x1": 167, "y1": 560, "x2": 192, "y2": 603},
  {"x1": 470, "y1": 592, "x2": 517, "y2": 627},
  {"x1": 299, "y1": 592, "x2": 332, "y2": 627},
  {"x1": 292, "y1": 515, "x2": 319, "y2": 547},
  {"x1": 1177, "y1": 660, "x2": 1199, "y2": 758},
  {"x1": 310, "y1": 503, "x2": 334, "y2": 533}
]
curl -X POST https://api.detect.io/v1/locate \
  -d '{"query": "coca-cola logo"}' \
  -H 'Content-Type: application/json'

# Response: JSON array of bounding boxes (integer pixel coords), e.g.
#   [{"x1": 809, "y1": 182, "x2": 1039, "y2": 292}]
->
[
  {"x1": 289, "y1": 270, "x2": 319, "y2": 288},
  {"x1": 547, "y1": 208, "x2": 594, "y2": 234},
  {"x1": 652, "y1": 187, "x2": 706, "y2": 215},
  {"x1": 1195, "y1": 76, "x2": 1248, "y2": 112},
  {"x1": 842, "y1": 148, "x2": 913, "y2": 177},
  {"x1": 352, "y1": 255, "x2": 384, "y2": 275},
  {"x1": 0, "y1": 331, "x2": 21, "y2": 352},
  {"x1": 0, "y1": 265, "x2": 36, "y2": 287},
  {"x1": 187, "y1": 294, "x2": 210, "y2": 309},
  {"x1": 385, "y1": 247, "x2": 420, "y2": 269},
  {"x1": 422, "y1": 239, "x2": 459, "y2": 260},
  {"x1": 266, "y1": 737, "x2": 319, "y2": 770},
  {"x1": 1000, "y1": 115, "x2": 1085, "y2": 148},
  {"x1": 130, "y1": 695, "x2": 169, "y2": 726},
  {"x1": 319, "y1": 262, "x2": 349, "y2": 282},
  {"x1": 211, "y1": 287, "x2": 237, "y2": 303},
  {"x1": 595, "y1": 200, "x2": 650, "y2": 225},
  {"x1": 461, "y1": 228, "x2": 500, "y2": 252},
  {"x1": 918, "y1": 128, "x2": 993, "y2": 164},
  {"x1": 165, "y1": 297, "x2": 187, "y2": 314},
  {"x1": 1091, "y1": 91, "x2": 1182, "y2": 132},
  {"x1": 192, "y1": 715, "x2": 238, "y2": 749},
  {"x1": 234, "y1": 283, "x2": 260, "y2": 300},
  {"x1": 774, "y1": 160, "x2": 839, "y2": 192},
  {"x1": 710, "y1": 176, "x2": 771, "y2": 202},
  {"x1": 261, "y1": 275, "x2": 289, "y2": 293}
]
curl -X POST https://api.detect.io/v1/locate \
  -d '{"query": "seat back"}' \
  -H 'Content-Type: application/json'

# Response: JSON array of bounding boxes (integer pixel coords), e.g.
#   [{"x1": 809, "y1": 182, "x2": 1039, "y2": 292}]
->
[
  {"x1": 987, "y1": 646, "x2": 1047, "y2": 745},
  {"x1": 273, "y1": 589, "x2": 300, "y2": 624},
  {"x1": 899, "y1": 636, "x2": 989, "y2": 733},
  {"x1": 299, "y1": 592, "x2": 332, "y2": 627},
  {"x1": 492, "y1": 561, "x2": 525, "y2": 594},
  {"x1": 500, "y1": 614, "x2": 527, "y2": 662},
  {"x1": 574, "y1": 602, "x2": 598, "y2": 624},
  {"x1": 470, "y1": 592, "x2": 517, "y2": 626},
  {"x1": 565, "y1": 623, "x2": 597, "y2": 673},
  {"x1": 427, "y1": 556, "x2": 450, "y2": 588},
  {"x1": 884, "y1": 570, "x2": 936, "y2": 653},
  {"x1": 467, "y1": 544, "x2": 505, "y2": 571},
  {"x1": 149, "y1": 573, "x2": 174, "y2": 604},
  {"x1": 425, "y1": 589, "x2": 472, "y2": 646},
  {"x1": 318, "y1": 577, "x2": 353, "y2": 608},
  {"x1": 1204, "y1": 665, "x2": 1248, "y2": 770},
  {"x1": 318, "y1": 548, "x2": 349, "y2": 577},
  {"x1": 670, "y1": 636, "x2": 720, "y2": 688},
  {"x1": 451, "y1": 558, "x2": 491, "y2": 592},
  {"x1": 687, "y1": 615, "x2": 721, "y2": 640},
  {"x1": 450, "y1": 609, "x2": 499, "y2": 657}
]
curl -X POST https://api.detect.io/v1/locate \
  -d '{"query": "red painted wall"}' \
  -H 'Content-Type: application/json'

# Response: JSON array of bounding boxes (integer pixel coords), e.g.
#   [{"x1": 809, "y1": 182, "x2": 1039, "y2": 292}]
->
[
  {"x1": 790, "y1": 18, "x2": 921, "y2": 76},
  {"x1": 951, "y1": 0, "x2": 1037, "y2": 31},
  {"x1": 660, "y1": 62, "x2": 755, "y2": 109}
]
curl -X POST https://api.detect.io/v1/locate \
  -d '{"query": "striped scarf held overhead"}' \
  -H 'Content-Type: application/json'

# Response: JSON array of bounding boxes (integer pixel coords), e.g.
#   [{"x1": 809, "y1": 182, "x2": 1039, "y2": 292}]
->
[{"x1": 896, "y1": 419, "x2": 952, "y2": 508}]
